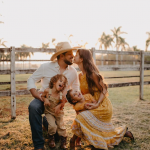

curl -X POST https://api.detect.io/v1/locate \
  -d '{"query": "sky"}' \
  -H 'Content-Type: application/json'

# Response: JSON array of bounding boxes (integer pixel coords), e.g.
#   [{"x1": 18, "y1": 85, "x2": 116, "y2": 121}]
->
[{"x1": 0, "y1": 0, "x2": 150, "y2": 51}]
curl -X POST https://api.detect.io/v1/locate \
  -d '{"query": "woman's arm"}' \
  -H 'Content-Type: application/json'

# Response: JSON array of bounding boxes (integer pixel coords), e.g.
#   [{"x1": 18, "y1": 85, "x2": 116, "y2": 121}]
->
[
  {"x1": 85, "y1": 73, "x2": 107, "y2": 110},
  {"x1": 92, "y1": 73, "x2": 107, "y2": 104}
]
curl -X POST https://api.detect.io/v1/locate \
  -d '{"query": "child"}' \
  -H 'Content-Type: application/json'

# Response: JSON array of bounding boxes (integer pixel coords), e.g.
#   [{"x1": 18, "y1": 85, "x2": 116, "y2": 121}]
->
[
  {"x1": 41, "y1": 74, "x2": 68, "y2": 149},
  {"x1": 66, "y1": 89, "x2": 97, "y2": 147},
  {"x1": 66, "y1": 89, "x2": 97, "y2": 112}
]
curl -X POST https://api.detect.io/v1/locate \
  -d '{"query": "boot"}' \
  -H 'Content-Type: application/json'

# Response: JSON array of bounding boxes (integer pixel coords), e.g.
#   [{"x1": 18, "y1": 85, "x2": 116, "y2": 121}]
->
[
  {"x1": 48, "y1": 134, "x2": 56, "y2": 148},
  {"x1": 60, "y1": 136, "x2": 67, "y2": 149}
]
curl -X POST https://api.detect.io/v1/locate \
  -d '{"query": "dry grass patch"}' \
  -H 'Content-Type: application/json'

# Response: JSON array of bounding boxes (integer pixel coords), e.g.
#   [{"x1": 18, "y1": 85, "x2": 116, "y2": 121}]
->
[{"x1": 0, "y1": 85, "x2": 150, "y2": 150}]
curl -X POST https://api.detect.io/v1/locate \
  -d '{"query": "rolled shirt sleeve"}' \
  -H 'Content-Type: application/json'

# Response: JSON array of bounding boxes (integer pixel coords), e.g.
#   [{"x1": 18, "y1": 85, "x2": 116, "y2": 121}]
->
[{"x1": 27, "y1": 64, "x2": 44, "y2": 90}]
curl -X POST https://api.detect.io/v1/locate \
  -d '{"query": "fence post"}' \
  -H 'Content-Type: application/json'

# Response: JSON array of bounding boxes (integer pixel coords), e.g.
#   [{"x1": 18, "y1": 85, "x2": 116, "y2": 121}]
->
[
  {"x1": 10, "y1": 46, "x2": 16, "y2": 119},
  {"x1": 140, "y1": 51, "x2": 144, "y2": 100},
  {"x1": 91, "y1": 47, "x2": 96, "y2": 63}
]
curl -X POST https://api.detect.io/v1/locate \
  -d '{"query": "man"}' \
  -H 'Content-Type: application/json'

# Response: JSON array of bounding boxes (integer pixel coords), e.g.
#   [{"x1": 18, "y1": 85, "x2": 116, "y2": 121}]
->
[{"x1": 27, "y1": 42, "x2": 79, "y2": 150}]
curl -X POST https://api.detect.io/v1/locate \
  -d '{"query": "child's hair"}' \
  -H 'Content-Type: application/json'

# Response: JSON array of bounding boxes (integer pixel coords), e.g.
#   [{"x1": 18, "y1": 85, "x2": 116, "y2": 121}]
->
[
  {"x1": 49, "y1": 74, "x2": 67, "y2": 91},
  {"x1": 66, "y1": 89, "x2": 76, "y2": 105}
]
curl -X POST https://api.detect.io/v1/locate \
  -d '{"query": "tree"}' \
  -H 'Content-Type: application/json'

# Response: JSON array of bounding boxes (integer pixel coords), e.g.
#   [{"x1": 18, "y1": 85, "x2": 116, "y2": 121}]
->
[
  {"x1": 132, "y1": 45, "x2": 141, "y2": 51},
  {"x1": 0, "y1": 14, "x2": 4, "y2": 24},
  {"x1": 117, "y1": 37, "x2": 129, "y2": 51},
  {"x1": 0, "y1": 38, "x2": 7, "y2": 48},
  {"x1": 97, "y1": 32, "x2": 114, "y2": 50},
  {"x1": 52, "y1": 38, "x2": 56, "y2": 47},
  {"x1": 78, "y1": 42, "x2": 88, "y2": 48},
  {"x1": 145, "y1": 32, "x2": 150, "y2": 52},
  {"x1": 41, "y1": 42, "x2": 50, "y2": 48},
  {"x1": 41, "y1": 38, "x2": 56, "y2": 48},
  {"x1": 0, "y1": 14, "x2": 8, "y2": 69},
  {"x1": 111, "y1": 26, "x2": 127, "y2": 51},
  {"x1": 68, "y1": 34, "x2": 73, "y2": 45},
  {"x1": 16, "y1": 44, "x2": 33, "y2": 69}
]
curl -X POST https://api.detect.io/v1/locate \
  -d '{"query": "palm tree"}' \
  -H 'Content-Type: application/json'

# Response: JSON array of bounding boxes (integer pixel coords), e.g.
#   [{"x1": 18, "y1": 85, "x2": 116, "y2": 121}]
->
[
  {"x1": 17, "y1": 44, "x2": 33, "y2": 69},
  {"x1": 52, "y1": 38, "x2": 56, "y2": 47},
  {"x1": 82, "y1": 42, "x2": 88, "y2": 48},
  {"x1": 0, "y1": 14, "x2": 4, "y2": 24},
  {"x1": 0, "y1": 39, "x2": 7, "y2": 69},
  {"x1": 132, "y1": 45, "x2": 141, "y2": 51},
  {"x1": 97, "y1": 32, "x2": 114, "y2": 50},
  {"x1": 111, "y1": 26, "x2": 127, "y2": 51},
  {"x1": 97, "y1": 32, "x2": 114, "y2": 65},
  {"x1": 41, "y1": 42, "x2": 50, "y2": 48},
  {"x1": 77, "y1": 41, "x2": 88, "y2": 48},
  {"x1": 145, "y1": 32, "x2": 150, "y2": 52},
  {"x1": 117, "y1": 37, "x2": 129, "y2": 51},
  {"x1": 0, "y1": 38, "x2": 7, "y2": 47},
  {"x1": 68, "y1": 34, "x2": 73, "y2": 45}
]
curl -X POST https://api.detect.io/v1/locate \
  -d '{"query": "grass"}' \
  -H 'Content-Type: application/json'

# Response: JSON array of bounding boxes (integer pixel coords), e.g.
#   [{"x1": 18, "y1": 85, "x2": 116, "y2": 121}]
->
[
  {"x1": 0, "y1": 85, "x2": 150, "y2": 150},
  {"x1": 0, "y1": 71, "x2": 150, "y2": 149}
]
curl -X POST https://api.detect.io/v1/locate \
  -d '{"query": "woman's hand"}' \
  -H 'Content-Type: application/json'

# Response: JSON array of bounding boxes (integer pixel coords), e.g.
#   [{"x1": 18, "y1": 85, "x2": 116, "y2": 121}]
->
[{"x1": 84, "y1": 102, "x2": 99, "y2": 110}]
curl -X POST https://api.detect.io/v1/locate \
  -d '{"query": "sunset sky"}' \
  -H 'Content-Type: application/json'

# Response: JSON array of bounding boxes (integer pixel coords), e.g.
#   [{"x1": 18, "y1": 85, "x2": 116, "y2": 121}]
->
[{"x1": 0, "y1": 0, "x2": 150, "y2": 51}]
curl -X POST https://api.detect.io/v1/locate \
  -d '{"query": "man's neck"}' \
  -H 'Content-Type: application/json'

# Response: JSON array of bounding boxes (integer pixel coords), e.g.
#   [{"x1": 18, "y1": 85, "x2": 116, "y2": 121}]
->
[{"x1": 57, "y1": 59, "x2": 68, "y2": 70}]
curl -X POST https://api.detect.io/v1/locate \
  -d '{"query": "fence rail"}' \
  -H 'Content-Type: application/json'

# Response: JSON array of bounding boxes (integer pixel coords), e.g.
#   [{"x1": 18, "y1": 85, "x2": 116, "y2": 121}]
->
[{"x1": 0, "y1": 47, "x2": 150, "y2": 119}]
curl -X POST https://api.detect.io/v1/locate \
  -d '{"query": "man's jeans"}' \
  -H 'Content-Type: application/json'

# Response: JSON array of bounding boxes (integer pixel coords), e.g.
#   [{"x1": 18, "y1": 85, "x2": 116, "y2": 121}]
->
[{"x1": 28, "y1": 98, "x2": 48, "y2": 149}]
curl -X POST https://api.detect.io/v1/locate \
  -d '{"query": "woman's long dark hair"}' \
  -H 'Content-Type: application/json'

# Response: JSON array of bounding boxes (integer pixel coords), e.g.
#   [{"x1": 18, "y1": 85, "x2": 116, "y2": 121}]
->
[{"x1": 78, "y1": 49, "x2": 107, "y2": 95}]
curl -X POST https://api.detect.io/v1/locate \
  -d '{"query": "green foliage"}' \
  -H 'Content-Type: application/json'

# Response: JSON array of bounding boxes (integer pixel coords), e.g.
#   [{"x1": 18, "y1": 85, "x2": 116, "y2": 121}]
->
[
  {"x1": 145, "y1": 55, "x2": 150, "y2": 64},
  {"x1": 0, "y1": 38, "x2": 7, "y2": 48},
  {"x1": 15, "y1": 45, "x2": 33, "y2": 60},
  {"x1": 111, "y1": 26, "x2": 127, "y2": 51},
  {"x1": 98, "y1": 32, "x2": 114, "y2": 50}
]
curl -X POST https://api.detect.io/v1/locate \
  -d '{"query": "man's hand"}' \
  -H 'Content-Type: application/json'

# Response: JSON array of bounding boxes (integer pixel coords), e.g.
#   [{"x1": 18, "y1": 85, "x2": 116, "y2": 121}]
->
[
  {"x1": 30, "y1": 88, "x2": 43, "y2": 101},
  {"x1": 44, "y1": 99, "x2": 51, "y2": 107},
  {"x1": 54, "y1": 104, "x2": 61, "y2": 114}
]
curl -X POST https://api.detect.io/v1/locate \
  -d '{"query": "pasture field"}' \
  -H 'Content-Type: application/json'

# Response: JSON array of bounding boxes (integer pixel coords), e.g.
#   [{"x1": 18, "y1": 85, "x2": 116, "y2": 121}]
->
[
  {"x1": 0, "y1": 70, "x2": 150, "y2": 91},
  {"x1": 0, "y1": 71, "x2": 150, "y2": 150}
]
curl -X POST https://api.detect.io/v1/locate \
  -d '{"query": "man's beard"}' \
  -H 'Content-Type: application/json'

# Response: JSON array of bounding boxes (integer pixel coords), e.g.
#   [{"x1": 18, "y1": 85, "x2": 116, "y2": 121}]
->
[{"x1": 64, "y1": 59, "x2": 73, "y2": 65}]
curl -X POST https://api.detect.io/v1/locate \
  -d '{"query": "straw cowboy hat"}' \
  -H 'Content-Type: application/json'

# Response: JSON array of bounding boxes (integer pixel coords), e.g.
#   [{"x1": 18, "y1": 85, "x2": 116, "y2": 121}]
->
[{"x1": 50, "y1": 42, "x2": 79, "y2": 61}]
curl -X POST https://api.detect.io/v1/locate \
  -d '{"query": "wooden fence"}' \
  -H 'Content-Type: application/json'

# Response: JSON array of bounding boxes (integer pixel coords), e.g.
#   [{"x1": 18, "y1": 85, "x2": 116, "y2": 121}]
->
[{"x1": 0, "y1": 47, "x2": 150, "y2": 119}]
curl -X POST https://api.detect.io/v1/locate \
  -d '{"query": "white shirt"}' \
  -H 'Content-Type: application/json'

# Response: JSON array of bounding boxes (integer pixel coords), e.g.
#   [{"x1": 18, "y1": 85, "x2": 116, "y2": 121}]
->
[{"x1": 27, "y1": 61, "x2": 79, "y2": 92}]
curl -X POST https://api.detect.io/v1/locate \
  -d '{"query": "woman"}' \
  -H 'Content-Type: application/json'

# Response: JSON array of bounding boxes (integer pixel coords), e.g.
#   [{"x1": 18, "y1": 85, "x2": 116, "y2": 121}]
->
[{"x1": 70, "y1": 49, "x2": 134, "y2": 150}]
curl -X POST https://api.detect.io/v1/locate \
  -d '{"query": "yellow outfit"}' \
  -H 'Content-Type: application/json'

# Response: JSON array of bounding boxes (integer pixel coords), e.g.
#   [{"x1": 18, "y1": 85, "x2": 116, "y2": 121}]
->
[{"x1": 71, "y1": 74, "x2": 127, "y2": 149}]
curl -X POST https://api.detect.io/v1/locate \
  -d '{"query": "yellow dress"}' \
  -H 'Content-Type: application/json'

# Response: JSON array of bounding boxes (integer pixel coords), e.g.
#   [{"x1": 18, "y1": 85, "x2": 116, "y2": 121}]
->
[{"x1": 71, "y1": 74, "x2": 127, "y2": 149}]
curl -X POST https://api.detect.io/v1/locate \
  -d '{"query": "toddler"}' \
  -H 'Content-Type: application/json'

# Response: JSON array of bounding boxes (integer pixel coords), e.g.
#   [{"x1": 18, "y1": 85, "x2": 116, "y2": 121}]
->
[
  {"x1": 66, "y1": 89, "x2": 96, "y2": 112},
  {"x1": 41, "y1": 74, "x2": 67, "y2": 149}
]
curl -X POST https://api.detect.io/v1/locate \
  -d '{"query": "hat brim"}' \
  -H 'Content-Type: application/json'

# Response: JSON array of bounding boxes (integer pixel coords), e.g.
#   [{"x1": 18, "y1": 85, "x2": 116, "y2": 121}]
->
[{"x1": 50, "y1": 47, "x2": 79, "y2": 61}]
